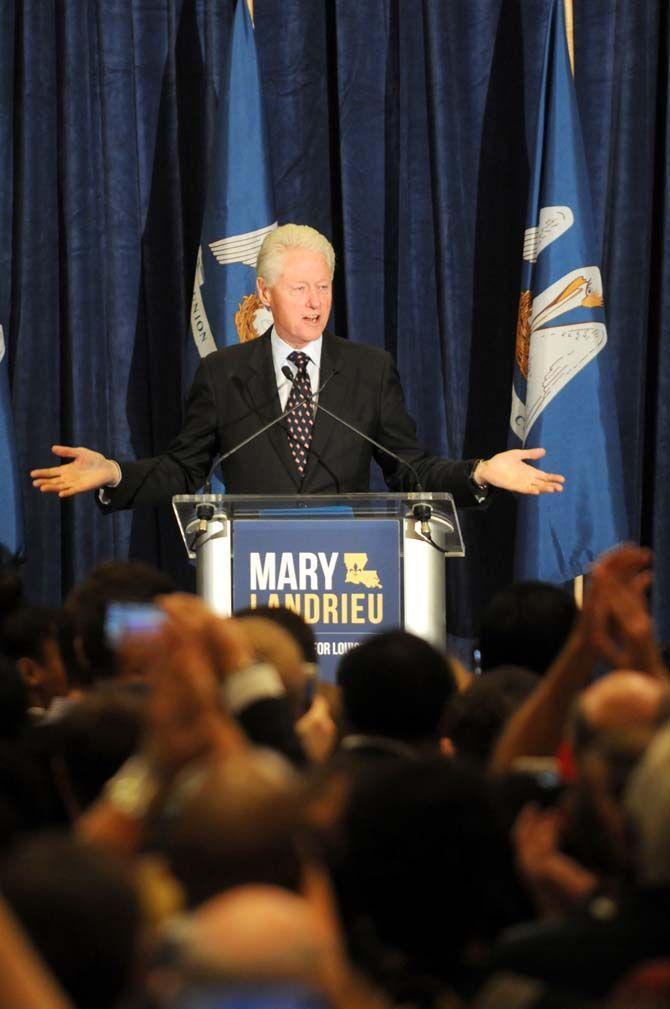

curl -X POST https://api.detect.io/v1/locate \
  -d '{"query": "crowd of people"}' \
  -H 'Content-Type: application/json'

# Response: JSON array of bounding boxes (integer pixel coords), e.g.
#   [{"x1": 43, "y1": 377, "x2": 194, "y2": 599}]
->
[{"x1": 0, "y1": 541, "x2": 669, "y2": 1009}]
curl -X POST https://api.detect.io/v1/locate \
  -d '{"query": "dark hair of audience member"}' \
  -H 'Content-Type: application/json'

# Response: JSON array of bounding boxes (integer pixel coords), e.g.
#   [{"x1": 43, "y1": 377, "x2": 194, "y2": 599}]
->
[
  {"x1": 62, "y1": 560, "x2": 176, "y2": 686},
  {"x1": 337, "y1": 630, "x2": 456, "y2": 744},
  {"x1": 1, "y1": 834, "x2": 141, "y2": 1009},
  {"x1": 0, "y1": 605, "x2": 68, "y2": 709},
  {"x1": 338, "y1": 757, "x2": 526, "y2": 998},
  {"x1": 235, "y1": 603, "x2": 318, "y2": 664},
  {"x1": 443, "y1": 665, "x2": 539, "y2": 766},
  {"x1": 478, "y1": 581, "x2": 577, "y2": 675},
  {"x1": 39, "y1": 686, "x2": 145, "y2": 816},
  {"x1": 1, "y1": 603, "x2": 65, "y2": 659},
  {"x1": 0, "y1": 657, "x2": 63, "y2": 845}
]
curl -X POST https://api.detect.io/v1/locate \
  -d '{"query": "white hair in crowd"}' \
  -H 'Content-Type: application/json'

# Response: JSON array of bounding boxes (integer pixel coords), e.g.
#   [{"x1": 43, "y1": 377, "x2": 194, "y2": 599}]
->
[
  {"x1": 625, "y1": 723, "x2": 670, "y2": 884},
  {"x1": 256, "y1": 224, "x2": 335, "y2": 286}
]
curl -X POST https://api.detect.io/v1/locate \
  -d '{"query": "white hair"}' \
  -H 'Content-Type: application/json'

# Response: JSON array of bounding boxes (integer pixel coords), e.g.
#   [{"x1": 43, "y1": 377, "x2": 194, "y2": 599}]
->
[
  {"x1": 625, "y1": 723, "x2": 670, "y2": 884},
  {"x1": 256, "y1": 224, "x2": 335, "y2": 286}
]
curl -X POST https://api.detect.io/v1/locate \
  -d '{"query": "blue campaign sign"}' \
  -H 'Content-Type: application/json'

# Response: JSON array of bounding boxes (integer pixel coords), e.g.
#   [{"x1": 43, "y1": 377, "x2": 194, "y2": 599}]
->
[{"x1": 233, "y1": 519, "x2": 401, "y2": 681}]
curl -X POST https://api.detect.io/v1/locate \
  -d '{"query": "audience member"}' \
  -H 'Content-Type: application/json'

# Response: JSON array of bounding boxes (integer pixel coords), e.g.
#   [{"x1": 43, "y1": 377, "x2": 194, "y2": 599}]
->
[
  {"x1": 0, "y1": 656, "x2": 60, "y2": 846},
  {"x1": 236, "y1": 605, "x2": 339, "y2": 763},
  {"x1": 0, "y1": 605, "x2": 68, "y2": 715},
  {"x1": 160, "y1": 751, "x2": 304, "y2": 907},
  {"x1": 336, "y1": 756, "x2": 526, "y2": 1004},
  {"x1": 478, "y1": 581, "x2": 577, "y2": 675},
  {"x1": 486, "y1": 721, "x2": 670, "y2": 1001},
  {"x1": 235, "y1": 613, "x2": 312, "y2": 714},
  {"x1": 1, "y1": 541, "x2": 670, "y2": 1009},
  {"x1": 61, "y1": 560, "x2": 176, "y2": 687},
  {"x1": 491, "y1": 544, "x2": 665, "y2": 773},
  {"x1": 443, "y1": 665, "x2": 539, "y2": 766},
  {"x1": 336, "y1": 630, "x2": 457, "y2": 764},
  {"x1": 1, "y1": 834, "x2": 141, "y2": 1009},
  {"x1": 37, "y1": 686, "x2": 146, "y2": 820},
  {"x1": 235, "y1": 603, "x2": 318, "y2": 666}
]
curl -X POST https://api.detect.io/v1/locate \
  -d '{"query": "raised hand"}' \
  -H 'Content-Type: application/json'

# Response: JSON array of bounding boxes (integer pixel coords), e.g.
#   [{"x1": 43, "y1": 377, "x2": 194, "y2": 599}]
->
[
  {"x1": 158, "y1": 593, "x2": 256, "y2": 679},
  {"x1": 475, "y1": 447, "x2": 565, "y2": 495},
  {"x1": 580, "y1": 545, "x2": 664, "y2": 679},
  {"x1": 139, "y1": 620, "x2": 247, "y2": 778},
  {"x1": 31, "y1": 445, "x2": 118, "y2": 497},
  {"x1": 513, "y1": 802, "x2": 596, "y2": 917}
]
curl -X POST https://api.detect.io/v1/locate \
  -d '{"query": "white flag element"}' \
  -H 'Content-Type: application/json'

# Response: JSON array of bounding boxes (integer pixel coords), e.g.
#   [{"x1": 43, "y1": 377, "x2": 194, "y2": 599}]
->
[
  {"x1": 0, "y1": 325, "x2": 5, "y2": 364},
  {"x1": 209, "y1": 221, "x2": 278, "y2": 268},
  {"x1": 523, "y1": 206, "x2": 574, "y2": 263},
  {"x1": 511, "y1": 266, "x2": 606, "y2": 442},
  {"x1": 190, "y1": 247, "x2": 218, "y2": 358}
]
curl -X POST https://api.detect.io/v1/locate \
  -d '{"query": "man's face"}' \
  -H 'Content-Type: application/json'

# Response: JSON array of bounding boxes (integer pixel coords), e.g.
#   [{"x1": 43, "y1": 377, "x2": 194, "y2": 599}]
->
[{"x1": 257, "y1": 248, "x2": 333, "y2": 349}]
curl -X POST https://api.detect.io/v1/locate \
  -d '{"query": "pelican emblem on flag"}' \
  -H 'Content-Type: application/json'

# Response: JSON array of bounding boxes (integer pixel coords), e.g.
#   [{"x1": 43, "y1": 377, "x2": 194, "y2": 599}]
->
[
  {"x1": 191, "y1": 223, "x2": 278, "y2": 356},
  {"x1": 511, "y1": 206, "x2": 607, "y2": 441}
]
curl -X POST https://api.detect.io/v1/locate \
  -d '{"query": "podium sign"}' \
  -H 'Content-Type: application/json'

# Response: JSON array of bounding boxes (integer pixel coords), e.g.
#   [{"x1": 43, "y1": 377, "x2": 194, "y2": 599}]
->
[
  {"x1": 172, "y1": 492, "x2": 464, "y2": 680},
  {"x1": 233, "y1": 518, "x2": 401, "y2": 680}
]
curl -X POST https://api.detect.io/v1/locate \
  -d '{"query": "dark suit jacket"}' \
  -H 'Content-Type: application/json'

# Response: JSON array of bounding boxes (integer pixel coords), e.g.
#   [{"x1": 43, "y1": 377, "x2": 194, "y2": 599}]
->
[{"x1": 100, "y1": 330, "x2": 479, "y2": 510}]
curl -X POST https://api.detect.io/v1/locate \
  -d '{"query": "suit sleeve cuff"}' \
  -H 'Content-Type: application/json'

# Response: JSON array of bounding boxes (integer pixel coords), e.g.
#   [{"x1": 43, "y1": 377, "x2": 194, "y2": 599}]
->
[
  {"x1": 220, "y1": 662, "x2": 285, "y2": 714},
  {"x1": 467, "y1": 459, "x2": 490, "y2": 503},
  {"x1": 98, "y1": 460, "x2": 122, "y2": 505}
]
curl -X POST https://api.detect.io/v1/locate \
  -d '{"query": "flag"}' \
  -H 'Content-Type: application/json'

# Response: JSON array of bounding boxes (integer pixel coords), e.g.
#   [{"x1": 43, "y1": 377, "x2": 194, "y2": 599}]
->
[
  {"x1": 189, "y1": 0, "x2": 276, "y2": 364},
  {"x1": 509, "y1": 0, "x2": 627, "y2": 582},
  {"x1": 0, "y1": 324, "x2": 23, "y2": 554}
]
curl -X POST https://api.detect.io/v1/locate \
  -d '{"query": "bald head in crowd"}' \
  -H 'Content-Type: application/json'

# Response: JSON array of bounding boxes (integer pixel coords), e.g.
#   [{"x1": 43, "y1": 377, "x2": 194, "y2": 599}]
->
[{"x1": 572, "y1": 672, "x2": 670, "y2": 762}]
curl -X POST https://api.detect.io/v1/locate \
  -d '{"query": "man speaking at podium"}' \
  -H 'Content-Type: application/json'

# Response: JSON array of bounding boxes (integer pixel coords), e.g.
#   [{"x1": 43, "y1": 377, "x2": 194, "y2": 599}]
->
[{"x1": 32, "y1": 225, "x2": 564, "y2": 506}]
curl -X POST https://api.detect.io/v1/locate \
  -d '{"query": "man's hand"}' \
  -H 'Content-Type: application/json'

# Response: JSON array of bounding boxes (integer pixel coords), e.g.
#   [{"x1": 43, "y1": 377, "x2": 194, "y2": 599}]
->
[
  {"x1": 474, "y1": 447, "x2": 565, "y2": 495},
  {"x1": 140, "y1": 624, "x2": 247, "y2": 778},
  {"x1": 31, "y1": 445, "x2": 118, "y2": 497},
  {"x1": 513, "y1": 802, "x2": 596, "y2": 917},
  {"x1": 578, "y1": 545, "x2": 665, "y2": 679},
  {"x1": 295, "y1": 695, "x2": 338, "y2": 765},
  {"x1": 158, "y1": 594, "x2": 256, "y2": 678},
  {"x1": 118, "y1": 610, "x2": 248, "y2": 780}
]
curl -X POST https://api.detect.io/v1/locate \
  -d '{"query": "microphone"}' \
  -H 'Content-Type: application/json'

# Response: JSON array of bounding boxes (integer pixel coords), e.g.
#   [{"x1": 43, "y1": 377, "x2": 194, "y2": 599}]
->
[
  {"x1": 280, "y1": 364, "x2": 425, "y2": 493},
  {"x1": 201, "y1": 367, "x2": 338, "y2": 494}
]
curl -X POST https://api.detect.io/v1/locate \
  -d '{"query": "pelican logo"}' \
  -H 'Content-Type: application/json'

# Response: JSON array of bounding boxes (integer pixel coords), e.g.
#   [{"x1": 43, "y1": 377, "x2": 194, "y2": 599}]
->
[
  {"x1": 511, "y1": 205, "x2": 607, "y2": 441},
  {"x1": 343, "y1": 553, "x2": 382, "y2": 589},
  {"x1": 0, "y1": 324, "x2": 5, "y2": 364},
  {"x1": 190, "y1": 222, "x2": 277, "y2": 357}
]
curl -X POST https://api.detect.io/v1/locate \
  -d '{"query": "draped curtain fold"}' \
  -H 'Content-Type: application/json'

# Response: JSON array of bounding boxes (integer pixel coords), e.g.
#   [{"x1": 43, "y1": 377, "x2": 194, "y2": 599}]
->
[{"x1": 4, "y1": 0, "x2": 670, "y2": 646}]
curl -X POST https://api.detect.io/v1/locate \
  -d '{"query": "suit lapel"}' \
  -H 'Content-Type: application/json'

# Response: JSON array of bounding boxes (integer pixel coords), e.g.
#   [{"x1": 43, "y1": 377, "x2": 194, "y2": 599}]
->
[{"x1": 242, "y1": 334, "x2": 301, "y2": 488}]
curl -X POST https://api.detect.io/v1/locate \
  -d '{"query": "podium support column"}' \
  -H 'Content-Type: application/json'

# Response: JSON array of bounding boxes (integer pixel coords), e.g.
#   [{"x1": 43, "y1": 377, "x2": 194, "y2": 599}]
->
[
  {"x1": 402, "y1": 518, "x2": 447, "y2": 652},
  {"x1": 195, "y1": 516, "x2": 232, "y2": 616}
]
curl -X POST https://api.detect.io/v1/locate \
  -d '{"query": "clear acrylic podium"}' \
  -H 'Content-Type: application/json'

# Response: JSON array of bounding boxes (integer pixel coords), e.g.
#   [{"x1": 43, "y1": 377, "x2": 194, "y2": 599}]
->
[{"x1": 173, "y1": 492, "x2": 464, "y2": 666}]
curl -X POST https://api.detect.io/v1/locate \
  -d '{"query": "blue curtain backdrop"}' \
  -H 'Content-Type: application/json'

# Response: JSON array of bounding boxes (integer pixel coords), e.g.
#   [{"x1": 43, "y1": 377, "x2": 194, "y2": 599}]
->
[{"x1": 3, "y1": 0, "x2": 669, "y2": 646}]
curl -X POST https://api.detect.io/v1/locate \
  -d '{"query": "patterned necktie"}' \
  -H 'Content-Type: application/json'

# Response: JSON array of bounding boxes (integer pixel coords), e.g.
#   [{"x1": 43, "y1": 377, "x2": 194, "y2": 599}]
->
[{"x1": 285, "y1": 351, "x2": 314, "y2": 474}]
